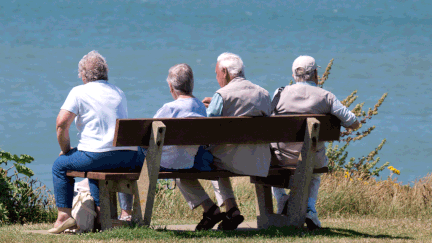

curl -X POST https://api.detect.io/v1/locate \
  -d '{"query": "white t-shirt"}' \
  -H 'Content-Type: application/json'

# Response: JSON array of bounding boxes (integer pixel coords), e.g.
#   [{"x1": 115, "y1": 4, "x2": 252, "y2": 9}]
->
[
  {"x1": 153, "y1": 97, "x2": 207, "y2": 169},
  {"x1": 61, "y1": 80, "x2": 137, "y2": 152}
]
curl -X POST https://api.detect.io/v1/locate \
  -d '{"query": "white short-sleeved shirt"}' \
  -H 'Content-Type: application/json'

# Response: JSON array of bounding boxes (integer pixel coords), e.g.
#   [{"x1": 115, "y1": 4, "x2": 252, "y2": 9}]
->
[
  {"x1": 61, "y1": 80, "x2": 137, "y2": 152},
  {"x1": 153, "y1": 97, "x2": 207, "y2": 169}
]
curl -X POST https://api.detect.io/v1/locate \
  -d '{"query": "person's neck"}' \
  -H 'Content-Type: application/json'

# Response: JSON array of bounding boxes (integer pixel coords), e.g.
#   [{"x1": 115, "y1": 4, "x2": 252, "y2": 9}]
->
[{"x1": 177, "y1": 94, "x2": 194, "y2": 99}]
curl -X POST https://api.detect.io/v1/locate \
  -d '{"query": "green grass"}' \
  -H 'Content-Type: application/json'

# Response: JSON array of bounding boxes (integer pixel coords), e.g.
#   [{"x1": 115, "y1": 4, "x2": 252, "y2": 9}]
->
[
  {"x1": 1, "y1": 216, "x2": 430, "y2": 242},
  {"x1": 2, "y1": 173, "x2": 432, "y2": 242}
]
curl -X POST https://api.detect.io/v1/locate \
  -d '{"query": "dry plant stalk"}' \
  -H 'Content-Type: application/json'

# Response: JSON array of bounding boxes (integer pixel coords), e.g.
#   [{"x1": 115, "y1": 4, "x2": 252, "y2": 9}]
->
[{"x1": 317, "y1": 59, "x2": 390, "y2": 176}]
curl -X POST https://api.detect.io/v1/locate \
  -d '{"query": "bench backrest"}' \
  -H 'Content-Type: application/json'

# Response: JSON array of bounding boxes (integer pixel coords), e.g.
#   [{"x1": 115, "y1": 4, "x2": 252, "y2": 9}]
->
[{"x1": 113, "y1": 114, "x2": 340, "y2": 147}]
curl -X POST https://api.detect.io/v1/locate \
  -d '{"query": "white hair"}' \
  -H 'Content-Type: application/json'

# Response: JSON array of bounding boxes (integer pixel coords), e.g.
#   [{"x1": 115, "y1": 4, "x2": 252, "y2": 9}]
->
[
  {"x1": 293, "y1": 68, "x2": 316, "y2": 82},
  {"x1": 166, "y1": 63, "x2": 194, "y2": 95},
  {"x1": 217, "y1": 52, "x2": 245, "y2": 78},
  {"x1": 78, "y1": 50, "x2": 109, "y2": 81}
]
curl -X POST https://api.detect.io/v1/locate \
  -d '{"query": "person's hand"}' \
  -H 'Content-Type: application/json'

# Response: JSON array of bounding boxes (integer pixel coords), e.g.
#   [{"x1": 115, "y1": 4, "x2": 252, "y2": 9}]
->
[
  {"x1": 202, "y1": 97, "x2": 212, "y2": 108},
  {"x1": 59, "y1": 147, "x2": 73, "y2": 156}
]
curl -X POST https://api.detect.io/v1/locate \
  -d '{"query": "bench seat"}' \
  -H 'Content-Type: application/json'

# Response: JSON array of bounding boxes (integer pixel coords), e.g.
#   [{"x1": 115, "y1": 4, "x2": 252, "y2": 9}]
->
[{"x1": 66, "y1": 166, "x2": 328, "y2": 181}]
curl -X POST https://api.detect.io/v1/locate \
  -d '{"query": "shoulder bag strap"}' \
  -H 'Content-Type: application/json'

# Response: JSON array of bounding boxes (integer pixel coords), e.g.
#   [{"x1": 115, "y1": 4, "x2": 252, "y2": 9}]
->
[{"x1": 270, "y1": 86, "x2": 285, "y2": 115}]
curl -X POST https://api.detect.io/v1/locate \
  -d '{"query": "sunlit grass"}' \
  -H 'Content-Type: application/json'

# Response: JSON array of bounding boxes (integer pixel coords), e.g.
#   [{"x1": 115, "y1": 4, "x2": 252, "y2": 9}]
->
[{"x1": 2, "y1": 173, "x2": 432, "y2": 242}]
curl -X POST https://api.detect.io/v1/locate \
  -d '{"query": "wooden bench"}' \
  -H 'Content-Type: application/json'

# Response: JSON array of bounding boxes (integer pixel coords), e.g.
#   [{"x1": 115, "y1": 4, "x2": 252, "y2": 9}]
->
[{"x1": 66, "y1": 114, "x2": 340, "y2": 230}]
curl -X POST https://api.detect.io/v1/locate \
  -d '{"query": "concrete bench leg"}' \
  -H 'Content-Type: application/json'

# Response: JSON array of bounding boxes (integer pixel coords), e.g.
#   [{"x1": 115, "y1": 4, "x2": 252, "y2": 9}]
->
[
  {"x1": 99, "y1": 180, "x2": 113, "y2": 230},
  {"x1": 255, "y1": 118, "x2": 320, "y2": 229},
  {"x1": 255, "y1": 184, "x2": 274, "y2": 228},
  {"x1": 109, "y1": 191, "x2": 118, "y2": 219},
  {"x1": 132, "y1": 121, "x2": 166, "y2": 226},
  {"x1": 285, "y1": 117, "x2": 320, "y2": 228}
]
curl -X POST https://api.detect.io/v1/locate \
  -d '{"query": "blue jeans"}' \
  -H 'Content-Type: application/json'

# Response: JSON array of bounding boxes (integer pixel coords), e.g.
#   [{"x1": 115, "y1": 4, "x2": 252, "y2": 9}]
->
[{"x1": 52, "y1": 148, "x2": 145, "y2": 208}]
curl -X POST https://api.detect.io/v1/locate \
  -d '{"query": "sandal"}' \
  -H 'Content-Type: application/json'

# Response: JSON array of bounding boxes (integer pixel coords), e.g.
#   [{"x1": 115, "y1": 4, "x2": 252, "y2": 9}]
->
[
  {"x1": 195, "y1": 204, "x2": 225, "y2": 231},
  {"x1": 217, "y1": 207, "x2": 244, "y2": 231}
]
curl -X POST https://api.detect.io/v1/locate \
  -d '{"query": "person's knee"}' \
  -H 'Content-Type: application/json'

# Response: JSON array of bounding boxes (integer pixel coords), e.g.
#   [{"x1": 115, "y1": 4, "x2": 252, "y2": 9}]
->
[{"x1": 52, "y1": 156, "x2": 67, "y2": 176}]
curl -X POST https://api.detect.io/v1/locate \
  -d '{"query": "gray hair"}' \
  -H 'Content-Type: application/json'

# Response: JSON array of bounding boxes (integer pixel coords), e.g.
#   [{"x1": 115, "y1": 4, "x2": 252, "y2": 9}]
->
[
  {"x1": 217, "y1": 52, "x2": 245, "y2": 78},
  {"x1": 78, "y1": 50, "x2": 109, "y2": 82},
  {"x1": 167, "y1": 63, "x2": 194, "y2": 95},
  {"x1": 293, "y1": 68, "x2": 316, "y2": 82}
]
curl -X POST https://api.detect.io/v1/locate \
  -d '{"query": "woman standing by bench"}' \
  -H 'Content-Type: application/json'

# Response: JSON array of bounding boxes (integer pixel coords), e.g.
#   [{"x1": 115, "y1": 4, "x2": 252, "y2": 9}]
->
[{"x1": 49, "y1": 51, "x2": 144, "y2": 234}]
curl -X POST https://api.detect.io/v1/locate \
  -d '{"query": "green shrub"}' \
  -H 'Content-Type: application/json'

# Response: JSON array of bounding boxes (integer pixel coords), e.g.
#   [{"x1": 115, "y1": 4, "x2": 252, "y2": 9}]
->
[
  {"x1": 317, "y1": 59, "x2": 390, "y2": 178},
  {"x1": 0, "y1": 149, "x2": 56, "y2": 224}
]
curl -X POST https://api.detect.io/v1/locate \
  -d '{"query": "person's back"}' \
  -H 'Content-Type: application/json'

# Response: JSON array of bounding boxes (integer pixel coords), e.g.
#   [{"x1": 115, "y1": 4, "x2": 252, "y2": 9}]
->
[
  {"x1": 277, "y1": 83, "x2": 334, "y2": 114},
  {"x1": 216, "y1": 77, "x2": 270, "y2": 117},
  {"x1": 208, "y1": 73, "x2": 271, "y2": 177},
  {"x1": 209, "y1": 77, "x2": 271, "y2": 177},
  {"x1": 154, "y1": 97, "x2": 206, "y2": 169},
  {"x1": 64, "y1": 81, "x2": 134, "y2": 152}
]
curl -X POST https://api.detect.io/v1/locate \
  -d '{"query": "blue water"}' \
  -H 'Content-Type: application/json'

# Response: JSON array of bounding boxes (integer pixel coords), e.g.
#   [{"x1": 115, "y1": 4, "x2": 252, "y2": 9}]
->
[{"x1": 1, "y1": 0, "x2": 431, "y2": 190}]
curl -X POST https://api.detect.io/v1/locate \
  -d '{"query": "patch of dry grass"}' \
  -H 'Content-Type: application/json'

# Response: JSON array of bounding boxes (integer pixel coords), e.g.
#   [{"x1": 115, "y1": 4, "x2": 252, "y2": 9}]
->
[
  {"x1": 151, "y1": 173, "x2": 432, "y2": 225},
  {"x1": 318, "y1": 172, "x2": 432, "y2": 219},
  {"x1": 151, "y1": 177, "x2": 258, "y2": 225}
]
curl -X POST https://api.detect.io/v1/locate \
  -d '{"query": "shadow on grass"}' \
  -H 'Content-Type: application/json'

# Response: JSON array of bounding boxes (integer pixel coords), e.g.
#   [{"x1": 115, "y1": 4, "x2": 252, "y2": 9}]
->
[
  {"x1": 170, "y1": 226, "x2": 411, "y2": 240},
  {"x1": 80, "y1": 225, "x2": 411, "y2": 241}
]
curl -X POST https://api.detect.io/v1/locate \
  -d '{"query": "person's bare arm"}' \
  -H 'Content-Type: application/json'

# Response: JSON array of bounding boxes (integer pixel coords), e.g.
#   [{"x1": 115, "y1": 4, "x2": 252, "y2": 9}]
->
[
  {"x1": 56, "y1": 109, "x2": 76, "y2": 156},
  {"x1": 202, "y1": 97, "x2": 212, "y2": 108}
]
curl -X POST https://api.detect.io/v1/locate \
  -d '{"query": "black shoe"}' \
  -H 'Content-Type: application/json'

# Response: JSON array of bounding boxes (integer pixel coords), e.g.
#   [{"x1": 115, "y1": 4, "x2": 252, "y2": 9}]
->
[
  {"x1": 305, "y1": 211, "x2": 322, "y2": 230},
  {"x1": 217, "y1": 207, "x2": 244, "y2": 231},
  {"x1": 195, "y1": 204, "x2": 225, "y2": 231}
]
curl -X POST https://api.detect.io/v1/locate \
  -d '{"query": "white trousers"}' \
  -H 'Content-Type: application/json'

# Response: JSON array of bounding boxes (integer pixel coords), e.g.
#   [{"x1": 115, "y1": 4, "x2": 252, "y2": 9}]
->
[
  {"x1": 272, "y1": 173, "x2": 321, "y2": 213},
  {"x1": 271, "y1": 146, "x2": 328, "y2": 214},
  {"x1": 176, "y1": 177, "x2": 235, "y2": 209}
]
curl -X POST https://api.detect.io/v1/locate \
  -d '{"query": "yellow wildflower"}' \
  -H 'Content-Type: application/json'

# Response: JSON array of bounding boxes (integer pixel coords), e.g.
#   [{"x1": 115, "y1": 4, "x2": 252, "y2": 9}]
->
[
  {"x1": 387, "y1": 166, "x2": 400, "y2": 175},
  {"x1": 344, "y1": 171, "x2": 350, "y2": 178}
]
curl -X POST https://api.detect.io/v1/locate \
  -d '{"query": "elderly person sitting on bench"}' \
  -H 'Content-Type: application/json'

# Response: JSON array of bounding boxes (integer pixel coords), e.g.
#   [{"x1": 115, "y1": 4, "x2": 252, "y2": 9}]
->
[
  {"x1": 118, "y1": 63, "x2": 225, "y2": 230},
  {"x1": 270, "y1": 55, "x2": 360, "y2": 229},
  {"x1": 200, "y1": 52, "x2": 272, "y2": 230},
  {"x1": 49, "y1": 50, "x2": 144, "y2": 234}
]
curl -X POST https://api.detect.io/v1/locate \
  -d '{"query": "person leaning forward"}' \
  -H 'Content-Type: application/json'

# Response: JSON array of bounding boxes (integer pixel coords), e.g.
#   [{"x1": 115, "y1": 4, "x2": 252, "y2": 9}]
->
[
  {"x1": 198, "y1": 52, "x2": 272, "y2": 230},
  {"x1": 270, "y1": 55, "x2": 360, "y2": 229}
]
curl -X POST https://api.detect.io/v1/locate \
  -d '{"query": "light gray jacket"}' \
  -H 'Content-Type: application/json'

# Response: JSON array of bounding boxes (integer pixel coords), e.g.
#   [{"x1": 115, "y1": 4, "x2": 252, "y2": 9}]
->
[
  {"x1": 271, "y1": 82, "x2": 356, "y2": 168},
  {"x1": 209, "y1": 77, "x2": 272, "y2": 177}
]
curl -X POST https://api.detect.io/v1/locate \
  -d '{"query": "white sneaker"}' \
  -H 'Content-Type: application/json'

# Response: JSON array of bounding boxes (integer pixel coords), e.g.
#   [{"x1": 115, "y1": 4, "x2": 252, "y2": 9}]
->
[
  {"x1": 305, "y1": 211, "x2": 321, "y2": 229},
  {"x1": 276, "y1": 194, "x2": 290, "y2": 214},
  {"x1": 118, "y1": 215, "x2": 132, "y2": 221}
]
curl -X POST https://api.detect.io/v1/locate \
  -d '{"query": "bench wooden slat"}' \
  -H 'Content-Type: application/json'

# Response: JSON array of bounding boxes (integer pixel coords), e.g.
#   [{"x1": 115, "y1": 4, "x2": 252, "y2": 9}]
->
[
  {"x1": 66, "y1": 167, "x2": 328, "y2": 181},
  {"x1": 113, "y1": 114, "x2": 340, "y2": 147}
]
